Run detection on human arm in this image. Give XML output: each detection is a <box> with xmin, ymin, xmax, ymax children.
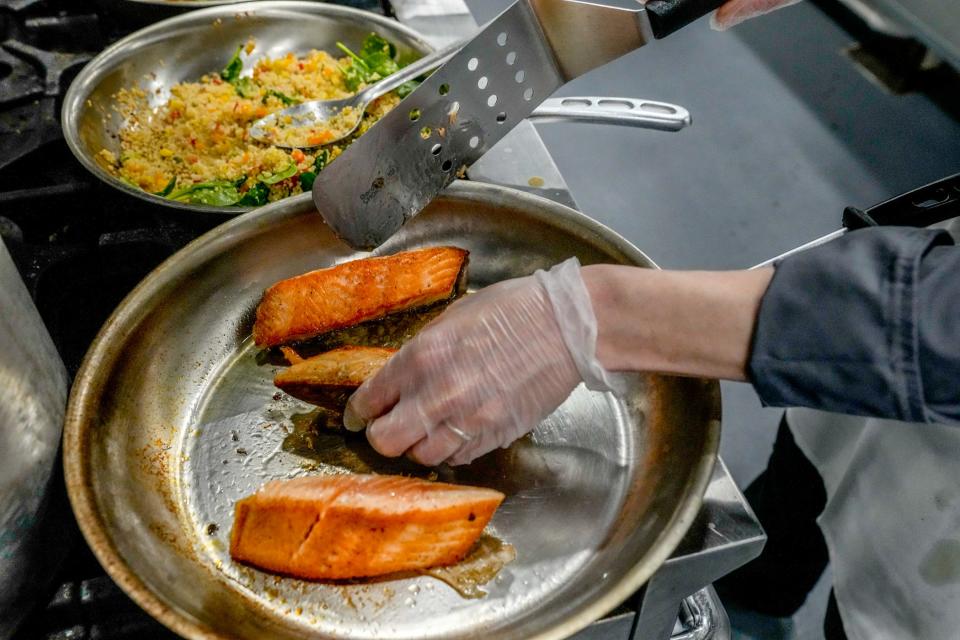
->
<box><xmin>348</xmin><ymin>225</ymin><xmax>960</xmax><ymax>466</ymax></box>
<box><xmin>344</xmin><ymin>259</ymin><xmax>774</xmax><ymax>466</ymax></box>
<box><xmin>584</xmin><ymin>265</ymin><xmax>773</xmax><ymax>380</ymax></box>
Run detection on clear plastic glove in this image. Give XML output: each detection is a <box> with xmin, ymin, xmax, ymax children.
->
<box><xmin>343</xmin><ymin>257</ymin><xmax>622</xmax><ymax>466</ymax></box>
<box><xmin>712</xmin><ymin>0</ymin><xmax>801</xmax><ymax>30</ymax></box>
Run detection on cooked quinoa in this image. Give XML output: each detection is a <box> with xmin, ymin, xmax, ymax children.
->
<box><xmin>97</xmin><ymin>40</ymin><xmax>403</xmax><ymax>206</ymax></box>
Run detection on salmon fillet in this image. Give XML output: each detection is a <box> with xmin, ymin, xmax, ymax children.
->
<box><xmin>253</xmin><ymin>246</ymin><xmax>468</xmax><ymax>347</ymax></box>
<box><xmin>230</xmin><ymin>475</ymin><xmax>505</xmax><ymax>580</ymax></box>
<box><xmin>274</xmin><ymin>346</ymin><xmax>395</xmax><ymax>410</ymax></box>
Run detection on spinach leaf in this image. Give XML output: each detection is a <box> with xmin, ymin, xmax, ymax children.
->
<box><xmin>360</xmin><ymin>33</ymin><xmax>396</xmax><ymax>61</ymax></box>
<box><xmin>238</xmin><ymin>182</ymin><xmax>269</xmax><ymax>206</ymax></box>
<box><xmin>168</xmin><ymin>180</ymin><xmax>241</xmax><ymax>206</ymax></box>
<box><xmin>299</xmin><ymin>150</ymin><xmax>330</xmax><ymax>191</ymax></box>
<box><xmin>154</xmin><ymin>176</ymin><xmax>177</xmax><ymax>197</ymax></box>
<box><xmin>221</xmin><ymin>45</ymin><xmax>243</xmax><ymax>84</ymax></box>
<box><xmin>336</xmin><ymin>34</ymin><xmax>401</xmax><ymax>90</ymax></box>
<box><xmin>263</xmin><ymin>89</ymin><xmax>299</xmax><ymax>106</ymax></box>
<box><xmin>314</xmin><ymin>149</ymin><xmax>329</xmax><ymax>172</ymax></box>
<box><xmin>235</xmin><ymin>77</ymin><xmax>258</xmax><ymax>99</ymax></box>
<box><xmin>257</xmin><ymin>163</ymin><xmax>298</xmax><ymax>185</ymax></box>
<box><xmin>396</xmin><ymin>80</ymin><xmax>419</xmax><ymax>98</ymax></box>
<box><xmin>338</xmin><ymin>62</ymin><xmax>367</xmax><ymax>92</ymax></box>
<box><xmin>221</xmin><ymin>45</ymin><xmax>260</xmax><ymax>97</ymax></box>
<box><xmin>299</xmin><ymin>171</ymin><xmax>316</xmax><ymax>192</ymax></box>
<box><xmin>358</xmin><ymin>34</ymin><xmax>399</xmax><ymax>78</ymax></box>
<box><xmin>336</xmin><ymin>42</ymin><xmax>370</xmax><ymax>72</ymax></box>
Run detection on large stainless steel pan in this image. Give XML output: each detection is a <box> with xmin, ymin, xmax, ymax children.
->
<box><xmin>63</xmin><ymin>181</ymin><xmax>720</xmax><ymax>639</ymax></box>
<box><xmin>63</xmin><ymin>2</ymin><xmax>434</xmax><ymax>216</ymax></box>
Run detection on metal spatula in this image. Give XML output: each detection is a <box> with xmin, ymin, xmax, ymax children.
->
<box><xmin>313</xmin><ymin>0</ymin><xmax>727</xmax><ymax>250</ymax></box>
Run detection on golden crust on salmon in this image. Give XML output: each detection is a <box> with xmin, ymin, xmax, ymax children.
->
<box><xmin>229</xmin><ymin>474</ymin><xmax>505</xmax><ymax>580</ymax></box>
<box><xmin>253</xmin><ymin>246</ymin><xmax>468</xmax><ymax>347</ymax></box>
<box><xmin>274</xmin><ymin>346</ymin><xmax>395</xmax><ymax>410</ymax></box>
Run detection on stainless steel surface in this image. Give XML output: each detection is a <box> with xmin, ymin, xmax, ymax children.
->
<box><xmin>838</xmin><ymin>0</ymin><xmax>960</xmax><ymax>65</ymax></box>
<box><xmin>835</xmin><ymin>0</ymin><xmax>911</xmax><ymax>36</ymax></box>
<box><xmin>569</xmin><ymin>612</ymin><xmax>635</xmax><ymax>640</ymax></box>
<box><xmin>63</xmin><ymin>181</ymin><xmax>721</xmax><ymax>640</ymax></box>
<box><xmin>0</xmin><ymin>240</ymin><xmax>70</xmax><ymax>637</ymax></box>
<box><xmin>530</xmin><ymin>97</ymin><xmax>691</xmax><ymax>132</ymax></box>
<box><xmin>529</xmin><ymin>0</ymin><xmax>652</xmax><ymax>80</ymax></box>
<box><xmin>468</xmin><ymin>119</ymin><xmax>579</xmax><ymax>208</ymax></box>
<box><xmin>635</xmin><ymin>459</ymin><xmax>764</xmax><ymax>640</ymax></box>
<box><xmin>467</xmin><ymin>95</ymin><xmax>692</xmax><ymax>214</ymax></box>
<box><xmin>568</xmin><ymin>587</ymin><xmax>730</xmax><ymax>639</ymax></box>
<box><xmin>250</xmin><ymin>41</ymin><xmax>463</xmax><ymax>148</ymax></box>
<box><xmin>311</xmin><ymin>0</ymin><xmax>656</xmax><ymax>249</ymax></box>
<box><xmin>391</xmin><ymin>0</ymin><xmax>478</xmax><ymax>48</ymax></box>
<box><xmin>671</xmin><ymin>587</ymin><xmax>730</xmax><ymax>640</ymax></box>
<box><xmin>62</xmin><ymin>2</ymin><xmax>435</xmax><ymax>216</ymax></box>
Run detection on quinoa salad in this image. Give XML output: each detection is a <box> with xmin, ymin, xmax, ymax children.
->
<box><xmin>97</xmin><ymin>35</ymin><xmax>418</xmax><ymax>207</ymax></box>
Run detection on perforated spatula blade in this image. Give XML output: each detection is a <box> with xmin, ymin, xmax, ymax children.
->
<box><xmin>312</xmin><ymin>1</ymin><xmax>562</xmax><ymax>249</ymax></box>
<box><xmin>313</xmin><ymin>0</ymin><xmax>727</xmax><ymax>249</ymax></box>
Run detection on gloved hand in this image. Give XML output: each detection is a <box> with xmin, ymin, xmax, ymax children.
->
<box><xmin>712</xmin><ymin>0</ymin><xmax>802</xmax><ymax>30</ymax></box>
<box><xmin>343</xmin><ymin>257</ymin><xmax>622</xmax><ymax>466</ymax></box>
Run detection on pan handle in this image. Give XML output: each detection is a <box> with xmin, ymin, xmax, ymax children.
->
<box><xmin>645</xmin><ymin>0</ymin><xmax>729</xmax><ymax>39</ymax></box>
<box><xmin>752</xmin><ymin>172</ymin><xmax>960</xmax><ymax>269</ymax></box>
<box><xmin>843</xmin><ymin>172</ymin><xmax>960</xmax><ymax>230</ymax></box>
<box><xmin>528</xmin><ymin>97</ymin><xmax>692</xmax><ymax>132</ymax></box>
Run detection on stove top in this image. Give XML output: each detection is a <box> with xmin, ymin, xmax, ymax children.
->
<box><xmin>2</xmin><ymin>2</ymin><xmax>763</xmax><ymax>638</ymax></box>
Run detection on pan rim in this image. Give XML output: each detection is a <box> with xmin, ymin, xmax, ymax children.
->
<box><xmin>63</xmin><ymin>181</ymin><xmax>720</xmax><ymax>640</ymax></box>
<box><xmin>122</xmin><ymin>0</ymin><xmax>263</xmax><ymax>7</ymax></box>
<box><xmin>60</xmin><ymin>0</ymin><xmax>435</xmax><ymax>217</ymax></box>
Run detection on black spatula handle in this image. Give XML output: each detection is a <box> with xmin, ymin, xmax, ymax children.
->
<box><xmin>843</xmin><ymin>172</ymin><xmax>960</xmax><ymax>230</ymax></box>
<box><xmin>645</xmin><ymin>0</ymin><xmax>728</xmax><ymax>38</ymax></box>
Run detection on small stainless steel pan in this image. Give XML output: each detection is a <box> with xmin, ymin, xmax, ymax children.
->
<box><xmin>63</xmin><ymin>2</ymin><xmax>435</xmax><ymax>216</ymax></box>
<box><xmin>63</xmin><ymin>182</ymin><xmax>720</xmax><ymax>639</ymax></box>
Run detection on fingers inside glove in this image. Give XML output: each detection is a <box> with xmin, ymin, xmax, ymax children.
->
<box><xmin>343</xmin><ymin>357</ymin><xmax>404</xmax><ymax>432</ymax></box>
<box><xmin>364</xmin><ymin>400</ymin><xmax>429</xmax><ymax>457</ymax></box>
<box><xmin>406</xmin><ymin>422</ymin><xmax>471</xmax><ymax>466</ymax></box>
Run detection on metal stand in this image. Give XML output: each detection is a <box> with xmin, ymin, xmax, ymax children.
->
<box><xmin>633</xmin><ymin>460</ymin><xmax>764</xmax><ymax>639</ymax></box>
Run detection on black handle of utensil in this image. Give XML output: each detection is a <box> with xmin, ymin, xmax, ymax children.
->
<box><xmin>645</xmin><ymin>0</ymin><xmax>728</xmax><ymax>39</ymax></box>
<box><xmin>843</xmin><ymin>172</ymin><xmax>960</xmax><ymax>230</ymax></box>
<box><xmin>750</xmin><ymin>172</ymin><xmax>960</xmax><ymax>269</ymax></box>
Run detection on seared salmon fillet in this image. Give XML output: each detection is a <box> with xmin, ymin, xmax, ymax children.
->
<box><xmin>274</xmin><ymin>346</ymin><xmax>395</xmax><ymax>410</ymax></box>
<box><xmin>253</xmin><ymin>246</ymin><xmax>468</xmax><ymax>347</ymax></box>
<box><xmin>230</xmin><ymin>475</ymin><xmax>505</xmax><ymax>580</ymax></box>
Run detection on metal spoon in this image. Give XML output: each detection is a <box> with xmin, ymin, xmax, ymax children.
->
<box><xmin>249</xmin><ymin>41</ymin><xmax>461</xmax><ymax>149</ymax></box>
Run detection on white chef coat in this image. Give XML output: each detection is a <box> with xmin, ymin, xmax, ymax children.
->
<box><xmin>786</xmin><ymin>217</ymin><xmax>960</xmax><ymax>640</ymax></box>
<box><xmin>789</xmin><ymin>408</ymin><xmax>960</xmax><ymax>639</ymax></box>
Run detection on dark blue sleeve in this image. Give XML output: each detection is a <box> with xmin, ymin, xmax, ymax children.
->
<box><xmin>748</xmin><ymin>226</ymin><xmax>959</xmax><ymax>424</ymax></box>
